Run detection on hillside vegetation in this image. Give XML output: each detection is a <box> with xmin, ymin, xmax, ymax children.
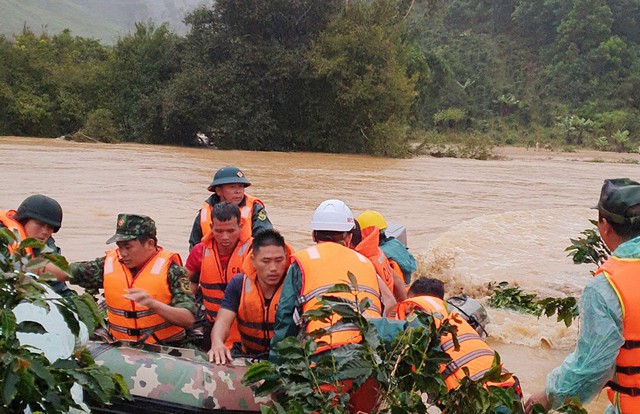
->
<box><xmin>1</xmin><ymin>0</ymin><xmax>639</xmax><ymax>157</ymax></box>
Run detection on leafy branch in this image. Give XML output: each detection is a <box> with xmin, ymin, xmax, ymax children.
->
<box><xmin>488</xmin><ymin>282</ymin><xmax>578</xmax><ymax>327</ymax></box>
<box><xmin>0</xmin><ymin>226</ymin><xmax>129</xmax><ymax>412</ymax></box>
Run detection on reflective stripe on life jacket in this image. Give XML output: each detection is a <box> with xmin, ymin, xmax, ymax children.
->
<box><xmin>103</xmin><ymin>249</ymin><xmax>185</xmax><ymax>344</ymax></box>
<box><xmin>237</xmin><ymin>273</ymin><xmax>283</xmax><ymax>355</ymax></box>
<box><xmin>596</xmin><ymin>256</ymin><xmax>640</xmax><ymax>413</ymax></box>
<box><xmin>199</xmin><ymin>194</ymin><xmax>264</xmax><ymax>242</ymax></box>
<box><xmin>355</xmin><ymin>225</ymin><xmax>395</xmax><ymax>295</ymax></box>
<box><xmin>396</xmin><ymin>296</ymin><xmax>515</xmax><ymax>391</ymax></box>
<box><xmin>294</xmin><ymin>242</ymin><xmax>382</xmax><ymax>354</ymax></box>
<box><xmin>0</xmin><ymin>210</ymin><xmax>33</xmax><ymax>256</ymax></box>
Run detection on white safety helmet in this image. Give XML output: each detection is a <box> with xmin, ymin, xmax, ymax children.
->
<box><xmin>311</xmin><ymin>199</ymin><xmax>356</xmax><ymax>232</ymax></box>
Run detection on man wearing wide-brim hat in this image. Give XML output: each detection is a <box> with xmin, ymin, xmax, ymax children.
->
<box><xmin>526</xmin><ymin>178</ymin><xmax>640</xmax><ymax>414</ymax></box>
<box><xmin>60</xmin><ymin>214</ymin><xmax>195</xmax><ymax>345</ymax></box>
<box><xmin>188</xmin><ymin>166</ymin><xmax>272</xmax><ymax>251</ymax></box>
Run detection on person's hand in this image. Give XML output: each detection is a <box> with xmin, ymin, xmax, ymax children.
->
<box><xmin>124</xmin><ymin>288</ymin><xmax>156</xmax><ymax>308</ymax></box>
<box><xmin>524</xmin><ymin>390</ymin><xmax>551</xmax><ymax>413</ymax></box>
<box><xmin>208</xmin><ymin>341</ymin><xmax>233</xmax><ymax>364</ymax></box>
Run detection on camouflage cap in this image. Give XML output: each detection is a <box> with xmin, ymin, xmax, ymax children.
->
<box><xmin>596</xmin><ymin>178</ymin><xmax>640</xmax><ymax>224</ymax></box>
<box><xmin>105</xmin><ymin>214</ymin><xmax>157</xmax><ymax>244</ymax></box>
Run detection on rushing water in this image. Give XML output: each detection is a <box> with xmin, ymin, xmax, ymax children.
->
<box><xmin>3</xmin><ymin>136</ymin><xmax>640</xmax><ymax>411</ymax></box>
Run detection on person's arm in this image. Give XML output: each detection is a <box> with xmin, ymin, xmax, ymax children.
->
<box><xmin>377</xmin><ymin>275</ymin><xmax>397</xmax><ymax>317</ymax></box>
<box><xmin>524</xmin><ymin>275</ymin><xmax>624</xmax><ymax>412</ymax></box>
<box><xmin>68</xmin><ymin>257</ymin><xmax>107</xmax><ymax>292</ymax></box>
<box><xmin>124</xmin><ymin>289</ymin><xmax>195</xmax><ymax>328</ymax></box>
<box><xmin>185</xmin><ymin>243</ymin><xmax>204</xmax><ymax>294</ymax></box>
<box><xmin>269</xmin><ymin>263</ymin><xmax>303</xmax><ymax>363</ymax></box>
<box><xmin>391</xmin><ymin>269</ymin><xmax>407</xmax><ymax>302</ymax></box>
<box><xmin>209</xmin><ymin>309</ymin><xmax>236</xmax><ymax>363</ymax></box>
<box><xmin>209</xmin><ymin>274</ymin><xmax>243</xmax><ymax>363</ymax></box>
<box><xmin>251</xmin><ymin>203</ymin><xmax>273</xmax><ymax>235</ymax></box>
<box><xmin>188</xmin><ymin>210</ymin><xmax>204</xmax><ymax>251</ymax></box>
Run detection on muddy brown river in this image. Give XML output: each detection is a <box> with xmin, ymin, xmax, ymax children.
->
<box><xmin>3</xmin><ymin>136</ymin><xmax>640</xmax><ymax>412</ymax></box>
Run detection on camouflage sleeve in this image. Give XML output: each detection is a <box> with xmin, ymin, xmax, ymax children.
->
<box><xmin>251</xmin><ymin>203</ymin><xmax>273</xmax><ymax>236</ymax></box>
<box><xmin>188</xmin><ymin>211</ymin><xmax>203</xmax><ymax>252</ymax></box>
<box><xmin>167</xmin><ymin>263</ymin><xmax>197</xmax><ymax>315</ymax></box>
<box><xmin>69</xmin><ymin>256</ymin><xmax>106</xmax><ymax>292</ymax></box>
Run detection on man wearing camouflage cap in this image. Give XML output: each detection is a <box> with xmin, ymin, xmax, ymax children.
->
<box><xmin>188</xmin><ymin>166</ymin><xmax>272</xmax><ymax>250</ymax></box>
<box><xmin>526</xmin><ymin>178</ymin><xmax>640</xmax><ymax>414</ymax></box>
<box><xmin>63</xmin><ymin>214</ymin><xmax>195</xmax><ymax>345</ymax></box>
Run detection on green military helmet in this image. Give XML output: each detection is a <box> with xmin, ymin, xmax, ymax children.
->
<box><xmin>15</xmin><ymin>195</ymin><xmax>63</xmax><ymax>233</ymax></box>
<box><xmin>207</xmin><ymin>166</ymin><xmax>251</xmax><ymax>192</ymax></box>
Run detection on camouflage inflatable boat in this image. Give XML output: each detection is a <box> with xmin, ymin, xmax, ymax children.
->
<box><xmin>88</xmin><ymin>341</ymin><xmax>266</xmax><ymax>413</ymax></box>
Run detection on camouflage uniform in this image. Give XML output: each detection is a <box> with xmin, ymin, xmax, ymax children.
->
<box><xmin>70</xmin><ymin>214</ymin><xmax>196</xmax><ymax>315</ymax></box>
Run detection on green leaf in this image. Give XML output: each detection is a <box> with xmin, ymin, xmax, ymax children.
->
<box><xmin>16</xmin><ymin>321</ymin><xmax>47</xmax><ymax>334</ymax></box>
<box><xmin>20</xmin><ymin>238</ymin><xmax>46</xmax><ymax>250</ymax></box>
<box><xmin>0</xmin><ymin>309</ymin><xmax>17</xmax><ymax>338</ymax></box>
<box><xmin>2</xmin><ymin>365</ymin><xmax>18</xmax><ymax>406</ymax></box>
<box><xmin>54</xmin><ymin>303</ymin><xmax>80</xmax><ymax>336</ymax></box>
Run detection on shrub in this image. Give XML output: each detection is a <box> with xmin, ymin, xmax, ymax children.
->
<box><xmin>81</xmin><ymin>108</ymin><xmax>118</xmax><ymax>143</ymax></box>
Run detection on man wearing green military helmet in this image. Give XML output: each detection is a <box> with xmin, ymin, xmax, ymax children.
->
<box><xmin>188</xmin><ymin>166</ymin><xmax>272</xmax><ymax>250</ymax></box>
<box><xmin>526</xmin><ymin>178</ymin><xmax>640</xmax><ymax>414</ymax></box>
<box><xmin>0</xmin><ymin>194</ymin><xmax>73</xmax><ymax>296</ymax></box>
<box><xmin>57</xmin><ymin>214</ymin><xmax>196</xmax><ymax>345</ymax></box>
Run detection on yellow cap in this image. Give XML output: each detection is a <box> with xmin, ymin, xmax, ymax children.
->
<box><xmin>356</xmin><ymin>210</ymin><xmax>388</xmax><ymax>230</ymax></box>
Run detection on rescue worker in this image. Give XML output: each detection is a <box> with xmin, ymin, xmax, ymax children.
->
<box><xmin>0</xmin><ymin>194</ymin><xmax>72</xmax><ymax>296</ymax></box>
<box><xmin>186</xmin><ymin>201</ymin><xmax>252</xmax><ymax>351</ymax></box>
<box><xmin>65</xmin><ymin>214</ymin><xmax>195</xmax><ymax>345</ymax></box>
<box><xmin>270</xmin><ymin>199</ymin><xmax>397</xmax><ymax>414</ymax></box>
<box><xmin>357</xmin><ymin>210</ymin><xmax>417</xmax><ymax>284</ymax></box>
<box><xmin>525</xmin><ymin>178</ymin><xmax>640</xmax><ymax>414</ymax></box>
<box><xmin>397</xmin><ymin>278</ymin><xmax>521</xmax><ymax>401</ymax></box>
<box><xmin>188</xmin><ymin>166</ymin><xmax>272</xmax><ymax>250</ymax></box>
<box><xmin>351</xmin><ymin>220</ymin><xmax>407</xmax><ymax>302</ymax></box>
<box><xmin>209</xmin><ymin>228</ymin><xmax>291</xmax><ymax>364</ymax></box>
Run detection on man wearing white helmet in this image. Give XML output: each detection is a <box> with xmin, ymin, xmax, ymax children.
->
<box><xmin>270</xmin><ymin>199</ymin><xmax>396</xmax><ymax>413</ymax></box>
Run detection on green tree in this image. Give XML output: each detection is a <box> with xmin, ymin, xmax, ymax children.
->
<box><xmin>105</xmin><ymin>22</ymin><xmax>182</xmax><ymax>143</ymax></box>
<box><xmin>305</xmin><ymin>0</ymin><xmax>417</xmax><ymax>156</ymax></box>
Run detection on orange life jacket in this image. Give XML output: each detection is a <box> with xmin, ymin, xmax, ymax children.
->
<box><xmin>355</xmin><ymin>225</ymin><xmax>395</xmax><ymax>294</ymax></box>
<box><xmin>0</xmin><ymin>210</ymin><xmax>33</xmax><ymax>256</ymax></box>
<box><xmin>236</xmin><ymin>242</ymin><xmax>294</xmax><ymax>354</ymax></box>
<box><xmin>294</xmin><ymin>242</ymin><xmax>382</xmax><ymax>354</ymax></box>
<box><xmin>103</xmin><ymin>249</ymin><xmax>186</xmax><ymax>344</ymax></box>
<box><xmin>200</xmin><ymin>236</ymin><xmax>252</xmax><ymax>346</ymax></box>
<box><xmin>595</xmin><ymin>257</ymin><xmax>640</xmax><ymax>413</ymax></box>
<box><xmin>396</xmin><ymin>296</ymin><xmax>515</xmax><ymax>391</ymax></box>
<box><xmin>237</xmin><ymin>273</ymin><xmax>283</xmax><ymax>355</ymax></box>
<box><xmin>199</xmin><ymin>194</ymin><xmax>264</xmax><ymax>242</ymax></box>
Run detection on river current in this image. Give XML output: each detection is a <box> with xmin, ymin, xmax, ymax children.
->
<box><xmin>3</xmin><ymin>136</ymin><xmax>640</xmax><ymax>412</ymax></box>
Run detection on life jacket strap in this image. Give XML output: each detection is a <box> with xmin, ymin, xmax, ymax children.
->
<box><xmin>607</xmin><ymin>381</ymin><xmax>640</xmax><ymax>397</ymax></box>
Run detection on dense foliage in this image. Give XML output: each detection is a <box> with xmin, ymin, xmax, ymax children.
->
<box><xmin>1</xmin><ymin>0</ymin><xmax>640</xmax><ymax>156</ymax></box>
<box><xmin>0</xmin><ymin>228</ymin><xmax>129</xmax><ymax>412</ymax></box>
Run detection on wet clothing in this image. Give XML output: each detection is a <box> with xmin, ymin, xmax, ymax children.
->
<box><xmin>544</xmin><ymin>237</ymin><xmax>640</xmax><ymax>413</ymax></box>
<box><xmin>102</xmin><ymin>250</ymin><xmax>187</xmax><ymax>344</ymax></box>
<box><xmin>270</xmin><ymin>242</ymin><xmax>382</xmax><ymax>361</ymax></box>
<box><xmin>0</xmin><ymin>210</ymin><xmax>72</xmax><ymax>296</ymax></box>
<box><xmin>380</xmin><ymin>236</ymin><xmax>417</xmax><ymax>284</ymax></box>
<box><xmin>188</xmin><ymin>194</ymin><xmax>272</xmax><ymax>250</ymax></box>
<box><xmin>69</xmin><ymin>254</ymin><xmax>196</xmax><ymax>314</ymax></box>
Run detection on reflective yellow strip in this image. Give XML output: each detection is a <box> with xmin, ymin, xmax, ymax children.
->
<box><xmin>603</xmin><ymin>271</ymin><xmax>626</xmax><ymax>318</ymax></box>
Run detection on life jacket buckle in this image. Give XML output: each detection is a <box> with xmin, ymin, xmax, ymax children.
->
<box><xmin>127</xmin><ymin>328</ymin><xmax>141</xmax><ymax>336</ymax></box>
<box><xmin>124</xmin><ymin>310</ymin><xmax>138</xmax><ymax>319</ymax></box>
